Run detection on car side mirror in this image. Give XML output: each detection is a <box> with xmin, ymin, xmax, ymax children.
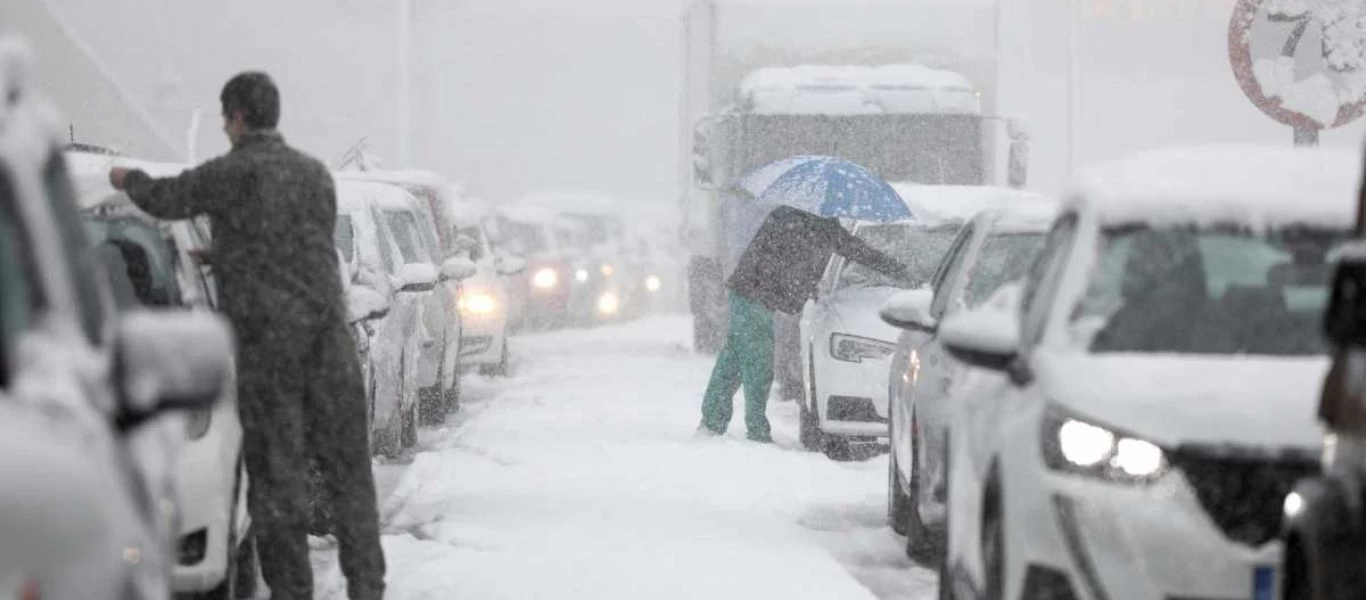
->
<box><xmin>497</xmin><ymin>254</ymin><xmax>527</xmax><ymax>276</ymax></box>
<box><xmin>441</xmin><ymin>256</ymin><xmax>478</xmax><ymax>282</ymax></box>
<box><xmin>939</xmin><ymin>308</ymin><xmax>1025</xmax><ymax>380</ymax></box>
<box><xmin>347</xmin><ymin>285</ymin><xmax>390</xmax><ymax>323</ymax></box>
<box><xmin>879</xmin><ymin>289</ymin><xmax>936</xmax><ymax>333</ymax></box>
<box><xmin>114</xmin><ymin>310</ymin><xmax>233</xmax><ymax>432</ymax></box>
<box><xmin>397</xmin><ymin>263</ymin><xmax>439</xmax><ymax>293</ymax></box>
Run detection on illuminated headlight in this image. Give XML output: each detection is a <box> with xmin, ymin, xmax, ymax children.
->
<box><xmin>830</xmin><ymin>333</ymin><xmax>895</xmax><ymax>363</ymax></box>
<box><xmin>459</xmin><ymin>292</ymin><xmax>498</xmax><ymax>315</ymax></box>
<box><xmin>645</xmin><ymin>275</ymin><xmax>662</xmax><ymax>292</ymax></box>
<box><xmin>186</xmin><ymin>408</ymin><xmax>212</xmax><ymax>440</ymax></box>
<box><xmin>532</xmin><ymin>267</ymin><xmax>559</xmax><ymax>290</ymax></box>
<box><xmin>1283</xmin><ymin>491</ymin><xmax>1305</xmax><ymax>519</ymax></box>
<box><xmin>600</xmin><ymin>264</ymin><xmax>615</xmax><ymax>277</ymax></box>
<box><xmin>1041</xmin><ymin>408</ymin><xmax>1167</xmax><ymax>482</ymax></box>
<box><xmin>575</xmin><ymin>268</ymin><xmax>590</xmax><ymax>283</ymax></box>
<box><xmin>597</xmin><ymin>292</ymin><xmax>620</xmax><ymax>315</ymax></box>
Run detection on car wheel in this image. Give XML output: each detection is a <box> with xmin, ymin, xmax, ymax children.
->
<box><xmin>905</xmin><ymin>414</ymin><xmax>941</xmax><ymax>563</ymax></box>
<box><xmin>402</xmin><ymin>387</ymin><xmax>420</xmax><ymax>448</ymax></box>
<box><xmin>982</xmin><ymin>485</ymin><xmax>1005</xmax><ymax>600</ymax></box>
<box><xmin>444</xmin><ymin>360</ymin><xmax>463</xmax><ymax>415</ymax></box>
<box><xmin>1283</xmin><ymin>536</ymin><xmax>1311</xmax><ymax>600</ymax></box>
<box><xmin>887</xmin><ymin>419</ymin><xmax>911</xmax><ymax>535</ymax></box>
<box><xmin>480</xmin><ymin>334</ymin><xmax>511</xmax><ymax>377</ymax></box>
<box><xmin>799</xmin><ymin>347</ymin><xmax>824</xmax><ymax>451</ymax></box>
<box><xmin>822</xmin><ymin>435</ymin><xmax>852</xmax><ymax>461</ymax></box>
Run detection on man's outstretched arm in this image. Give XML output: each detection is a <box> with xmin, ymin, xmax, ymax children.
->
<box><xmin>833</xmin><ymin>227</ymin><xmax>911</xmax><ymax>280</ymax></box>
<box><xmin>111</xmin><ymin>157</ymin><xmax>232</xmax><ymax>220</ymax></box>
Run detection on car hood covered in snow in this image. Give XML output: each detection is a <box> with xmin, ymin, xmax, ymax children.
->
<box><xmin>824</xmin><ymin>285</ymin><xmax>909</xmax><ymax>343</ymax></box>
<box><xmin>1035</xmin><ymin>352</ymin><xmax>1328</xmax><ymax>451</ymax></box>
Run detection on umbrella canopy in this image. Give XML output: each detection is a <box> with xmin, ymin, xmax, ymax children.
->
<box><xmin>733</xmin><ymin>156</ymin><xmax>914</xmax><ymax>223</ymax></box>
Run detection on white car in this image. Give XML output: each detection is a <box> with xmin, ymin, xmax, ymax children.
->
<box><xmin>370</xmin><ymin>185</ymin><xmax>475</xmax><ymax>423</ymax></box>
<box><xmin>935</xmin><ymin>145</ymin><xmax>1355</xmax><ymax>600</ymax></box>
<box><xmin>0</xmin><ymin>40</ymin><xmax>233</xmax><ymax>599</ymax></box>
<box><xmin>66</xmin><ymin>151</ymin><xmax>257</xmax><ymax>598</ymax></box>
<box><xmin>335</xmin><ymin>181</ymin><xmax>429</xmax><ymax>456</ymax></box>
<box><xmin>879</xmin><ymin>204</ymin><xmax>1055</xmax><ymax>561</ymax></box>
<box><xmin>448</xmin><ymin>199</ymin><xmax>522</xmax><ymax>376</ymax></box>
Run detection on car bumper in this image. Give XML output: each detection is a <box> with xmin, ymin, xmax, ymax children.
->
<box><xmin>816</xmin><ymin>356</ymin><xmax>893</xmax><ymax>438</ymax></box>
<box><xmin>459</xmin><ymin>314</ymin><xmax>507</xmax><ymax>365</ymax></box>
<box><xmin>171</xmin><ymin>436</ymin><xmax>237</xmax><ymax>591</ymax></box>
<box><xmin>1003</xmin><ymin>445</ymin><xmax>1290</xmax><ymax>600</ymax></box>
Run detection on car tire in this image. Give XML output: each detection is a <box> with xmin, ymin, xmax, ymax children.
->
<box><xmin>444</xmin><ymin>359</ymin><xmax>463</xmax><ymax>415</ymax></box>
<box><xmin>800</xmin><ymin>348</ymin><xmax>824</xmax><ymax>452</ymax></box>
<box><xmin>905</xmin><ymin>414</ymin><xmax>941</xmax><ymax>564</ymax></box>
<box><xmin>1283</xmin><ymin>536</ymin><xmax>1312</xmax><ymax>600</ymax></box>
<box><xmin>402</xmin><ymin>388</ymin><xmax>420</xmax><ymax>449</ymax></box>
<box><xmin>982</xmin><ymin>483</ymin><xmax>1005</xmax><ymax>600</ymax></box>
<box><xmin>822</xmin><ymin>435</ymin><xmax>852</xmax><ymax>461</ymax></box>
<box><xmin>887</xmin><ymin>421</ymin><xmax>911</xmax><ymax>536</ymax></box>
<box><xmin>480</xmin><ymin>334</ymin><xmax>511</xmax><ymax>377</ymax></box>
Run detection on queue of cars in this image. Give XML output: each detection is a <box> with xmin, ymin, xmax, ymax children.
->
<box><xmin>815</xmin><ymin>145</ymin><xmax>1364</xmax><ymax>600</ymax></box>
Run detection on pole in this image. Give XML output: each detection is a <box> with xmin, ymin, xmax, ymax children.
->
<box><xmin>1065</xmin><ymin>0</ymin><xmax>1079</xmax><ymax>179</ymax></box>
<box><xmin>395</xmin><ymin>0</ymin><xmax>413</xmax><ymax>167</ymax></box>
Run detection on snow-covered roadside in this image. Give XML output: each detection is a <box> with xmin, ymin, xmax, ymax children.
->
<box><xmin>314</xmin><ymin>315</ymin><xmax>936</xmax><ymax>599</ymax></box>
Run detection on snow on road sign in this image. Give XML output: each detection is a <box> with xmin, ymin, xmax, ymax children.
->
<box><xmin>1229</xmin><ymin>0</ymin><xmax>1366</xmax><ymax>131</ymax></box>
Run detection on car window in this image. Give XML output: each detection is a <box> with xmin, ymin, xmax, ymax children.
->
<box><xmin>928</xmin><ymin>224</ymin><xmax>976</xmax><ymax>318</ymax></box>
<box><xmin>371</xmin><ymin>208</ymin><xmax>401</xmax><ymax>274</ymax></box>
<box><xmin>1070</xmin><ymin>225</ymin><xmax>1344</xmax><ymax>356</ymax></box>
<box><xmin>0</xmin><ymin>169</ymin><xmax>43</xmax><ymax>387</ymax></box>
<box><xmin>43</xmin><ymin>153</ymin><xmax>106</xmax><ymax>343</ymax></box>
<box><xmin>458</xmin><ymin>225</ymin><xmax>487</xmax><ymax>261</ymax></box>
<box><xmin>500</xmin><ymin>219</ymin><xmax>548</xmax><ymax>255</ymax></box>
<box><xmin>837</xmin><ymin>223</ymin><xmax>959</xmax><ymax>291</ymax></box>
<box><xmin>336</xmin><ymin>215</ymin><xmax>356</xmax><ymax>264</ymax></box>
<box><xmin>384</xmin><ymin>210</ymin><xmax>428</xmax><ymax>264</ymax></box>
<box><xmin>961</xmin><ymin>232</ymin><xmax>1047</xmax><ymax>309</ymax></box>
<box><xmin>1019</xmin><ymin>214</ymin><xmax>1077</xmax><ymax>347</ymax></box>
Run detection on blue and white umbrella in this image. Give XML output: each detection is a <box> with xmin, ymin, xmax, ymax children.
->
<box><xmin>733</xmin><ymin>156</ymin><xmax>913</xmax><ymax>223</ymax></box>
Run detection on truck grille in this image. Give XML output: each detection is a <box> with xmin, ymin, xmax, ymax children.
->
<box><xmin>1169</xmin><ymin>446</ymin><xmax>1318</xmax><ymax>547</ymax></box>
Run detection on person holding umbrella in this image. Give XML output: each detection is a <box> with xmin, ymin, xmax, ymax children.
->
<box><xmin>697</xmin><ymin>157</ymin><xmax>913</xmax><ymax>443</ymax></box>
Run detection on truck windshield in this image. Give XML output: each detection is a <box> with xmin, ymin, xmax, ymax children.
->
<box><xmin>736</xmin><ymin>114</ymin><xmax>983</xmax><ymax>185</ymax></box>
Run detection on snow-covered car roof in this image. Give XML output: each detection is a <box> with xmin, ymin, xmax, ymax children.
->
<box><xmin>739</xmin><ymin>64</ymin><xmax>981</xmax><ymax>116</ymax></box>
<box><xmin>336</xmin><ymin>180</ymin><xmax>391</xmax><ymax>215</ymax></box>
<box><xmin>516</xmin><ymin>191</ymin><xmax>624</xmax><ymax>216</ymax></box>
<box><xmin>334</xmin><ymin>168</ymin><xmax>449</xmax><ymax>190</ymax></box>
<box><xmin>64</xmin><ymin>151</ymin><xmax>188</xmax><ymax>209</ymax></box>
<box><xmin>367</xmin><ymin>182</ymin><xmax>423</xmax><ymax>213</ymax></box>
<box><xmin>498</xmin><ymin>203</ymin><xmax>577</xmax><ymax>226</ymax></box>
<box><xmin>891</xmin><ymin>183</ymin><xmax>1053</xmax><ymax>226</ymax></box>
<box><xmin>978</xmin><ymin>202</ymin><xmax>1060</xmax><ymax>235</ymax></box>
<box><xmin>1072</xmin><ymin>144</ymin><xmax>1361</xmax><ymax>229</ymax></box>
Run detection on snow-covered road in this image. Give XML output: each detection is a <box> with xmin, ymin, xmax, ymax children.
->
<box><xmin>315</xmin><ymin>315</ymin><xmax>937</xmax><ymax>599</ymax></box>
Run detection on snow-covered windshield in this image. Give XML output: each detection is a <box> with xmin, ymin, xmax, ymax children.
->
<box><xmin>837</xmin><ymin>224</ymin><xmax>958</xmax><ymax>290</ymax></box>
<box><xmin>962</xmin><ymin>232</ymin><xmax>1046</xmax><ymax>308</ymax></box>
<box><xmin>500</xmin><ymin>220</ymin><xmax>548</xmax><ymax>256</ymax></box>
<box><xmin>1071</xmin><ymin>225</ymin><xmax>1347</xmax><ymax>356</ymax></box>
<box><xmin>735</xmin><ymin>115</ymin><xmax>983</xmax><ymax>184</ymax></box>
<box><xmin>83</xmin><ymin>215</ymin><xmax>181</xmax><ymax>308</ymax></box>
<box><xmin>384</xmin><ymin>210</ymin><xmax>432</xmax><ymax>264</ymax></box>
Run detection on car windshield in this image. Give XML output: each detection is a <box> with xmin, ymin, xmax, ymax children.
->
<box><xmin>82</xmin><ymin>214</ymin><xmax>181</xmax><ymax>308</ymax></box>
<box><xmin>837</xmin><ymin>223</ymin><xmax>959</xmax><ymax>290</ymax></box>
<box><xmin>1070</xmin><ymin>224</ymin><xmax>1346</xmax><ymax>356</ymax></box>
<box><xmin>962</xmin><ymin>231</ymin><xmax>1046</xmax><ymax>308</ymax></box>
<box><xmin>501</xmin><ymin>220</ymin><xmax>548</xmax><ymax>255</ymax></box>
<box><xmin>335</xmin><ymin>215</ymin><xmax>356</xmax><ymax>264</ymax></box>
<box><xmin>384</xmin><ymin>210</ymin><xmax>430</xmax><ymax>264</ymax></box>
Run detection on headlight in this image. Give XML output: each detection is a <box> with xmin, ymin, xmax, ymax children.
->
<box><xmin>600</xmin><ymin>264</ymin><xmax>615</xmax><ymax>277</ymax></box>
<box><xmin>186</xmin><ymin>408</ymin><xmax>212</xmax><ymax>440</ymax></box>
<box><xmin>830</xmin><ymin>333</ymin><xmax>895</xmax><ymax>363</ymax></box>
<box><xmin>1041</xmin><ymin>408</ymin><xmax>1167</xmax><ymax>482</ymax></box>
<box><xmin>532</xmin><ymin>267</ymin><xmax>559</xmax><ymax>289</ymax></box>
<box><xmin>459</xmin><ymin>292</ymin><xmax>498</xmax><ymax>315</ymax></box>
<box><xmin>575</xmin><ymin>268</ymin><xmax>590</xmax><ymax>283</ymax></box>
<box><xmin>597</xmin><ymin>291</ymin><xmax>620</xmax><ymax>315</ymax></box>
<box><xmin>645</xmin><ymin>275</ymin><xmax>662</xmax><ymax>292</ymax></box>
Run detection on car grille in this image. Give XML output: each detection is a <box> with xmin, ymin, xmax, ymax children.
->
<box><xmin>1169</xmin><ymin>446</ymin><xmax>1318</xmax><ymax>547</ymax></box>
<box><xmin>827</xmin><ymin>396</ymin><xmax>886</xmax><ymax>423</ymax></box>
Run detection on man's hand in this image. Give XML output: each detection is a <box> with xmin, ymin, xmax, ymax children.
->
<box><xmin>187</xmin><ymin>247</ymin><xmax>213</xmax><ymax>267</ymax></box>
<box><xmin>109</xmin><ymin>167</ymin><xmax>133</xmax><ymax>191</ymax></box>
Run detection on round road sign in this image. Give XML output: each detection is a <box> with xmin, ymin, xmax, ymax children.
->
<box><xmin>1229</xmin><ymin>0</ymin><xmax>1366</xmax><ymax>130</ymax></box>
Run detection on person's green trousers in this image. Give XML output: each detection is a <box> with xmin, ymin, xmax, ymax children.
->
<box><xmin>700</xmin><ymin>291</ymin><xmax>775</xmax><ymax>441</ymax></box>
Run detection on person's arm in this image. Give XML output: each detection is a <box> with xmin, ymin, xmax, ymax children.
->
<box><xmin>833</xmin><ymin>225</ymin><xmax>911</xmax><ymax>280</ymax></box>
<box><xmin>115</xmin><ymin>157</ymin><xmax>233</xmax><ymax>220</ymax></box>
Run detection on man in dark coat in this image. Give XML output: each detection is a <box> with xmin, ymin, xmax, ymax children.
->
<box><xmin>109</xmin><ymin>72</ymin><xmax>384</xmax><ymax>600</ymax></box>
<box><xmin>698</xmin><ymin>205</ymin><xmax>910</xmax><ymax>442</ymax></box>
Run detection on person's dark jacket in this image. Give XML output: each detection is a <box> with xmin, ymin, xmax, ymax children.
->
<box><xmin>728</xmin><ymin>206</ymin><xmax>910</xmax><ymax>314</ymax></box>
<box><xmin>123</xmin><ymin>130</ymin><xmax>345</xmax><ymax>329</ymax></box>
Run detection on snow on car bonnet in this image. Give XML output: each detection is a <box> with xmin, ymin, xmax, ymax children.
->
<box><xmin>1072</xmin><ymin>144</ymin><xmax>1361</xmax><ymax>229</ymax></box>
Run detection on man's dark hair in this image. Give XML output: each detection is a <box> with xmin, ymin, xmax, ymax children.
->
<box><xmin>220</xmin><ymin>71</ymin><xmax>280</xmax><ymax>129</ymax></box>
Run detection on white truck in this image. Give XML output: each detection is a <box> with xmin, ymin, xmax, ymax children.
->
<box><xmin>680</xmin><ymin>0</ymin><xmax>1031</xmax><ymax>352</ymax></box>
